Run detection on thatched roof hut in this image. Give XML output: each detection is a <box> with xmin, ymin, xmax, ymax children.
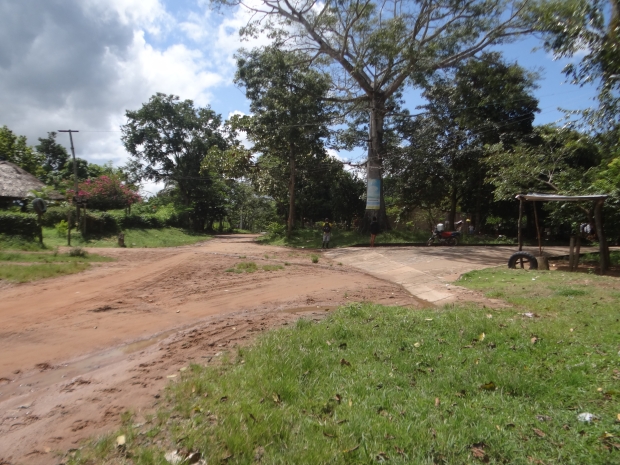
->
<box><xmin>0</xmin><ymin>160</ymin><xmax>63</xmax><ymax>201</ymax></box>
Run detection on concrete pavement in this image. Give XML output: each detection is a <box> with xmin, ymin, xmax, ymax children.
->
<box><xmin>325</xmin><ymin>245</ymin><xmax>597</xmax><ymax>305</ymax></box>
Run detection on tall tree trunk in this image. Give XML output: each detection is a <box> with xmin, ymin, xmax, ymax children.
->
<box><xmin>363</xmin><ymin>96</ymin><xmax>389</xmax><ymax>232</ymax></box>
<box><xmin>447</xmin><ymin>186</ymin><xmax>458</xmax><ymax>230</ymax></box>
<box><xmin>287</xmin><ymin>146</ymin><xmax>295</xmax><ymax>237</ymax></box>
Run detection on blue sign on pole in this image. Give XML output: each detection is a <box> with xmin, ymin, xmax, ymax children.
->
<box><xmin>366</xmin><ymin>178</ymin><xmax>380</xmax><ymax>210</ymax></box>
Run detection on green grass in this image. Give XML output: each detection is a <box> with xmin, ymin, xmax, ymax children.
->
<box><xmin>0</xmin><ymin>262</ymin><xmax>91</xmax><ymax>282</ymax></box>
<box><xmin>226</xmin><ymin>262</ymin><xmax>259</xmax><ymax>274</ymax></box>
<box><xmin>257</xmin><ymin>228</ymin><xmax>430</xmax><ymax>248</ymax></box>
<box><xmin>0</xmin><ymin>228</ymin><xmax>212</xmax><ymax>250</ymax></box>
<box><xmin>68</xmin><ymin>269</ymin><xmax>620</xmax><ymax>464</ymax></box>
<box><xmin>0</xmin><ymin>251</ymin><xmax>113</xmax><ymax>263</ymax></box>
<box><xmin>311</xmin><ymin>253</ymin><xmax>319</xmax><ymax>263</ymax></box>
<box><xmin>262</xmin><ymin>264</ymin><xmax>284</xmax><ymax>271</ymax></box>
<box><xmin>579</xmin><ymin>250</ymin><xmax>620</xmax><ymax>266</ymax></box>
<box><xmin>257</xmin><ymin>228</ymin><xmax>529</xmax><ymax>248</ymax></box>
<box><xmin>226</xmin><ymin>262</ymin><xmax>284</xmax><ymax>273</ymax></box>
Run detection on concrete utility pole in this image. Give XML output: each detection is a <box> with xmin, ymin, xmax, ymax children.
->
<box><xmin>58</xmin><ymin>130</ymin><xmax>80</xmax><ymax>223</ymax></box>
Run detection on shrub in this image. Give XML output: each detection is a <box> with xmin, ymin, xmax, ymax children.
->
<box><xmin>0</xmin><ymin>212</ymin><xmax>40</xmax><ymax>238</ymax></box>
<box><xmin>267</xmin><ymin>222</ymin><xmax>286</xmax><ymax>237</ymax></box>
<box><xmin>68</xmin><ymin>247</ymin><xmax>88</xmax><ymax>258</ymax></box>
<box><xmin>55</xmin><ymin>220</ymin><xmax>68</xmax><ymax>237</ymax></box>
<box><xmin>311</xmin><ymin>254</ymin><xmax>319</xmax><ymax>263</ymax></box>
<box><xmin>84</xmin><ymin>212</ymin><xmax>119</xmax><ymax>234</ymax></box>
<box><xmin>40</xmin><ymin>206</ymin><xmax>73</xmax><ymax>227</ymax></box>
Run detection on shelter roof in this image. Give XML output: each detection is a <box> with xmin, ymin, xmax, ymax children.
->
<box><xmin>515</xmin><ymin>193</ymin><xmax>608</xmax><ymax>202</ymax></box>
<box><xmin>0</xmin><ymin>160</ymin><xmax>63</xmax><ymax>200</ymax></box>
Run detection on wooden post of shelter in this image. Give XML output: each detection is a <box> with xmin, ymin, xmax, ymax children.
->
<box><xmin>518</xmin><ymin>197</ymin><xmax>524</xmax><ymax>252</ymax></box>
<box><xmin>574</xmin><ymin>234</ymin><xmax>581</xmax><ymax>271</ymax></box>
<box><xmin>67</xmin><ymin>209</ymin><xmax>72</xmax><ymax>247</ymax></box>
<box><xmin>532</xmin><ymin>201</ymin><xmax>543</xmax><ymax>257</ymax></box>
<box><xmin>593</xmin><ymin>199</ymin><xmax>610</xmax><ymax>273</ymax></box>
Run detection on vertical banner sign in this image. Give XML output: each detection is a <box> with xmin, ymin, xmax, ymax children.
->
<box><xmin>366</xmin><ymin>178</ymin><xmax>381</xmax><ymax>210</ymax></box>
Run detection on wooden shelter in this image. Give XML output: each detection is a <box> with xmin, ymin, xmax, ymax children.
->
<box><xmin>0</xmin><ymin>160</ymin><xmax>63</xmax><ymax>205</ymax></box>
<box><xmin>515</xmin><ymin>193</ymin><xmax>610</xmax><ymax>272</ymax></box>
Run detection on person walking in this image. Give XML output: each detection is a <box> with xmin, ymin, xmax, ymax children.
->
<box><xmin>322</xmin><ymin>218</ymin><xmax>332</xmax><ymax>249</ymax></box>
<box><xmin>369</xmin><ymin>216</ymin><xmax>380</xmax><ymax>248</ymax></box>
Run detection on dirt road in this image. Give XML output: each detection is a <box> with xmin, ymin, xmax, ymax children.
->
<box><xmin>0</xmin><ymin>236</ymin><xmax>421</xmax><ymax>464</ymax></box>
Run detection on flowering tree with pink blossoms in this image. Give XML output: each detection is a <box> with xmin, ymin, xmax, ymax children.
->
<box><xmin>66</xmin><ymin>175</ymin><xmax>141</xmax><ymax>211</ymax></box>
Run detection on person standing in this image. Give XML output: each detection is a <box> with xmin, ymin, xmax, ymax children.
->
<box><xmin>369</xmin><ymin>216</ymin><xmax>380</xmax><ymax>248</ymax></box>
<box><xmin>322</xmin><ymin>218</ymin><xmax>332</xmax><ymax>248</ymax></box>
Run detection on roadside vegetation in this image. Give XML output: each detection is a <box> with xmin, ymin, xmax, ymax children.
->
<box><xmin>0</xmin><ymin>251</ymin><xmax>112</xmax><ymax>263</ymax></box>
<box><xmin>258</xmin><ymin>227</ymin><xmax>530</xmax><ymax>249</ymax></box>
<box><xmin>0</xmin><ymin>228</ymin><xmax>211</xmax><ymax>250</ymax></box>
<box><xmin>68</xmin><ymin>268</ymin><xmax>620</xmax><ymax>464</ymax></box>
<box><xmin>226</xmin><ymin>262</ymin><xmax>285</xmax><ymax>273</ymax></box>
<box><xmin>0</xmin><ymin>262</ymin><xmax>91</xmax><ymax>283</ymax></box>
<box><xmin>0</xmin><ymin>248</ymin><xmax>112</xmax><ymax>282</ymax></box>
<box><xmin>41</xmin><ymin>227</ymin><xmax>212</xmax><ymax>249</ymax></box>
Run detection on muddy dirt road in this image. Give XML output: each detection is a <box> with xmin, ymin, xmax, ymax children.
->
<box><xmin>0</xmin><ymin>236</ymin><xmax>422</xmax><ymax>464</ymax></box>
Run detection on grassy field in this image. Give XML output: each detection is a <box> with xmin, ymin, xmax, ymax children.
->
<box><xmin>0</xmin><ymin>249</ymin><xmax>113</xmax><ymax>282</ymax></box>
<box><xmin>68</xmin><ymin>268</ymin><xmax>620</xmax><ymax>464</ymax></box>
<box><xmin>0</xmin><ymin>251</ymin><xmax>113</xmax><ymax>263</ymax></box>
<box><xmin>0</xmin><ymin>262</ymin><xmax>91</xmax><ymax>282</ymax></box>
<box><xmin>0</xmin><ymin>228</ymin><xmax>212</xmax><ymax>250</ymax></box>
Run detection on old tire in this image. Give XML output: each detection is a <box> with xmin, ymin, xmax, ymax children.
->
<box><xmin>507</xmin><ymin>251</ymin><xmax>538</xmax><ymax>270</ymax></box>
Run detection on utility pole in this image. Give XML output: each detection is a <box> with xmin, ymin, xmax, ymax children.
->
<box><xmin>58</xmin><ymin>129</ymin><xmax>80</xmax><ymax>238</ymax></box>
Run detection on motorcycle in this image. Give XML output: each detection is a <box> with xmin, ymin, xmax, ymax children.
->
<box><xmin>427</xmin><ymin>224</ymin><xmax>460</xmax><ymax>246</ymax></box>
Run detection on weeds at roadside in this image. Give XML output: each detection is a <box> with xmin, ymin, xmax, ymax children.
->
<box><xmin>311</xmin><ymin>254</ymin><xmax>319</xmax><ymax>263</ymax></box>
<box><xmin>225</xmin><ymin>262</ymin><xmax>259</xmax><ymax>273</ymax></box>
<box><xmin>0</xmin><ymin>262</ymin><xmax>90</xmax><ymax>282</ymax></box>
<box><xmin>262</xmin><ymin>264</ymin><xmax>284</xmax><ymax>272</ymax></box>
<box><xmin>69</xmin><ymin>247</ymin><xmax>88</xmax><ymax>258</ymax></box>
<box><xmin>0</xmin><ymin>251</ymin><xmax>112</xmax><ymax>263</ymax></box>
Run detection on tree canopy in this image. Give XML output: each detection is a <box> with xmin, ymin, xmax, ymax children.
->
<box><xmin>213</xmin><ymin>0</ymin><xmax>539</xmax><ymax>229</ymax></box>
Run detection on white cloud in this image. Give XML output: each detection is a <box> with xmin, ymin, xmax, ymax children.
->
<box><xmin>0</xmin><ymin>0</ymin><xmax>244</xmax><ymax>189</ymax></box>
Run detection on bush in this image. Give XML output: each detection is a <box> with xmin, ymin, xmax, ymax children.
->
<box><xmin>267</xmin><ymin>222</ymin><xmax>286</xmax><ymax>237</ymax></box>
<box><xmin>40</xmin><ymin>206</ymin><xmax>73</xmax><ymax>227</ymax></box>
<box><xmin>68</xmin><ymin>247</ymin><xmax>88</xmax><ymax>258</ymax></box>
<box><xmin>0</xmin><ymin>212</ymin><xmax>40</xmax><ymax>238</ymax></box>
<box><xmin>85</xmin><ymin>212</ymin><xmax>119</xmax><ymax>234</ymax></box>
<box><xmin>55</xmin><ymin>220</ymin><xmax>68</xmax><ymax>237</ymax></box>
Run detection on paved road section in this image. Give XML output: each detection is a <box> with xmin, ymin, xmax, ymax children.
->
<box><xmin>326</xmin><ymin>245</ymin><xmax>598</xmax><ymax>305</ymax></box>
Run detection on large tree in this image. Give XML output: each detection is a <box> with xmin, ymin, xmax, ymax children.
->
<box><xmin>35</xmin><ymin>132</ymin><xmax>69</xmax><ymax>172</ymax></box>
<box><xmin>388</xmin><ymin>53</ymin><xmax>539</xmax><ymax>229</ymax></box>
<box><xmin>232</xmin><ymin>47</ymin><xmax>332</xmax><ymax>235</ymax></box>
<box><xmin>534</xmin><ymin>0</ymin><xmax>620</xmax><ymax>133</ymax></box>
<box><xmin>0</xmin><ymin>125</ymin><xmax>44</xmax><ymax>176</ymax></box>
<box><xmin>121</xmin><ymin>93</ymin><xmax>232</xmax><ymax>230</ymax></box>
<box><xmin>213</xmin><ymin>0</ymin><xmax>537</xmax><ymax>229</ymax></box>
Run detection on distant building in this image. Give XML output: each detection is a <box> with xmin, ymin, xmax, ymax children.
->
<box><xmin>0</xmin><ymin>159</ymin><xmax>63</xmax><ymax>208</ymax></box>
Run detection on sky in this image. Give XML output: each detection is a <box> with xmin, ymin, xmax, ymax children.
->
<box><xmin>0</xmin><ymin>0</ymin><xmax>598</xmax><ymax>195</ymax></box>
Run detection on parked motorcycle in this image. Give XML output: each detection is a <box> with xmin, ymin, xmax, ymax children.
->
<box><xmin>427</xmin><ymin>223</ymin><xmax>460</xmax><ymax>246</ymax></box>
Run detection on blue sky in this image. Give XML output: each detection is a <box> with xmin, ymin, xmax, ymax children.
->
<box><xmin>0</xmin><ymin>0</ymin><xmax>598</xmax><ymax>194</ymax></box>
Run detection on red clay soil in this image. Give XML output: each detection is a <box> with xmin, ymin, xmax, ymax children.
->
<box><xmin>0</xmin><ymin>235</ymin><xmax>422</xmax><ymax>465</ymax></box>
